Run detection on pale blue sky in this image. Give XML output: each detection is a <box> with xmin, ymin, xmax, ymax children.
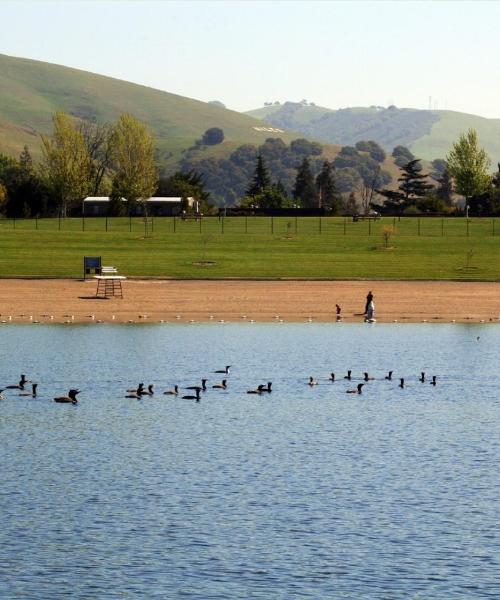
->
<box><xmin>1</xmin><ymin>0</ymin><xmax>499</xmax><ymax>117</ymax></box>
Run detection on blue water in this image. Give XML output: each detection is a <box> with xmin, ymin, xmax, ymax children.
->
<box><xmin>0</xmin><ymin>323</ymin><xmax>499</xmax><ymax>599</ymax></box>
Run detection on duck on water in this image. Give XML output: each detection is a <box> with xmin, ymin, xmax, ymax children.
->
<box><xmin>54</xmin><ymin>389</ymin><xmax>80</xmax><ymax>404</ymax></box>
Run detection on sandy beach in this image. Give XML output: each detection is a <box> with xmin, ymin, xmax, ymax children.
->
<box><xmin>0</xmin><ymin>279</ymin><xmax>498</xmax><ymax>324</ymax></box>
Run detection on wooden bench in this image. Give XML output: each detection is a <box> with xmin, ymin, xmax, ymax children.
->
<box><xmin>101</xmin><ymin>266</ymin><xmax>118</xmax><ymax>275</ymax></box>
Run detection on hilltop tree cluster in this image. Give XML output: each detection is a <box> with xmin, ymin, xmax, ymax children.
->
<box><xmin>180</xmin><ymin>137</ymin><xmax>393</xmax><ymax>206</ymax></box>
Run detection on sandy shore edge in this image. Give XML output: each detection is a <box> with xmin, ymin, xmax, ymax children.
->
<box><xmin>0</xmin><ymin>279</ymin><xmax>499</xmax><ymax>324</ymax></box>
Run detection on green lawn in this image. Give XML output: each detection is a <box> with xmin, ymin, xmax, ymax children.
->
<box><xmin>0</xmin><ymin>216</ymin><xmax>499</xmax><ymax>280</ymax></box>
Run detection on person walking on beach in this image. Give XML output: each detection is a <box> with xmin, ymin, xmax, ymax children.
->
<box><xmin>365</xmin><ymin>299</ymin><xmax>375</xmax><ymax>322</ymax></box>
<box><xmin>364</xmin><ymin>291</ymin><xmax>373</xmax><ymax>315</ymax></box>
<box><xmin>336</xmin><ymin>304</ymin><xmax>342</xmax><ymax>321</ymax></box>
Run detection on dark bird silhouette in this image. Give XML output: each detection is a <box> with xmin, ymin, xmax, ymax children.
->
<box><xmin>212</xmin><ymin>379</ymin><xmax>227</xmax><ymax>389</ymax></box>
<box><xmin>363</xmin><ymin>372</ymin><xmax>375</xmax><ymax>381</ymax></box>
<box><xmin>127</xmin><ymin>383</ymin><xmax>144</xmax><ymax>393</ymax></box>
<box><xmin>346</xmin><ymin>383</ymin><xmax>365</xmax><ymax>394</ymax></box>
<box><xmin>247</xmin><ymin>385</ymin><xmax>265</xmax><ymax>394</ymax></box>
<box><xmin>344</xmin><ymin>370</ymin><xmax>352</xmax><ymax>380</ymax></box>
<box><xmin>430</xmin><ymin>376</ymin><xmax>437</xmax><ymax>386</ymax></box>
<box><xmin>139</xmin><ymin>384</ymin><xmax>155</xmax><ymax>396</ymax></box>
<box><xmin>214</xmin><ymin>366</ymin><xmax>231</xmax><ymax>374</ymax></box>
<box><xmin>163</xmin><ymin>385</ymin><xmax>179</xmax><ymax>396</ymax></box>
<box><xmin>419</xmin><ymin>372</ymin><xmax>426</xmax><ymax>383</ymax></box>
<box><xmin>399</xmin><ymin>378</ymin><xmax>405</xmax><ymax>389</ymax></box>
<box><xmin>187</xmin><ymin>379</ymin><xmax>207</xmax><ymax>391</ymax></box>
<box><xmin>6</xmin><ymin>374</ymin><xmax>29</xmax><ymax>390</ymax></box>
<box><xmin>329</xmin><ymin>373</ymin><xmax>336</xmax><ymax>382</ymax></box>
<box><xmin>262</xmin><ymin>382</ymin><xmax>272</xmax><ymax>393</ymax></box>
<box><xmin>19</xmin><ymin>383</ymin><xmax>38</xmax><ymax>397</ymax></box>
<box><xmin>182</xmin><ymin>387</ymin><xmax>201</xmax><ymax>401</ymax></box>
<box><xmin>385</xmin><ymin>371</ymin><xmax>393</xmax><ymax>380</ymax></box>
<box><xmin>54</xmin><ymin>389</ymin><xmax>79</xmax><ymax>404</ymax></box>
<box><xmin>308</xmin><ymin>376</ymin><xmax>318</xmax><ymax>386</ymax></box>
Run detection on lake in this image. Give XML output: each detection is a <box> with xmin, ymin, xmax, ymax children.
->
<box><xmin>0</xmin><ymin>323</ymin><xmax>499</xmax><ymax>599</ymax></box>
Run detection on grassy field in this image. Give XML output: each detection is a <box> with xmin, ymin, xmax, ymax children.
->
<box><xmin>0</xmin><ymin>216</ymin><xmax>499</xmax><ymax>280</ymax></box>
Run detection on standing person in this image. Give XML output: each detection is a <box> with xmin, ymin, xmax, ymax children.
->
<box><xmin>365</xmin><ymin>300</ymin><xmax>375</xmax><ymax>322</ymax></box>
<box><xmin>364</xmin><ymin>290</ymin><xmax>373</xmax><ymax>315</ymax></box>
<box><xmin>335</xmin><ymin>304</ymin><xmax>342</xmax><ymax>321</ymax></box>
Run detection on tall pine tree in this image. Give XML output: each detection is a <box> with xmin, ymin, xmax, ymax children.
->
<box><xmin>377</xmin><ymin>159</ymin><xmax>434</xmax><ymax>213</ymax></box>
<box><xmin>246</xmin><ymin>154</ymin><xmax>271</xmax><ymax>196</ymax></box>
<box><xmin>316</xmin><ymin>161</ymin><xmax>341</xmax><ymax>213</ymax></box>
<box><xmin>436</xmin><ymin>167</ymin><xmax>453</xmax><ymax>205</ymax></box>
<box><xmin>293</xmin><ymin>158</ymin><xmax>318</xmax><ymax>208</ymax></box>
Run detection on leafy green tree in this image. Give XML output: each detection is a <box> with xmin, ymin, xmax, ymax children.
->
<box><xmin>111</xmin><ymin>113</ymin><xmax>158</xmax><ymax>219</ymax></box>
<box><xmin>316</xmin><ymin>161</ymin><xmax>341</xmax><ymax>213</ymax></box>
<box><xmin>78</xmin><ymin>120</ymin><xmax>114</xmax><ymax>196</ymax></box>
<box><xmin>246</xmin><ymin>154</ymin><xmax>271</xmax><ymax>196</ymax></box>
<box><xmin>40</xmin><ymin>111</ymin><xmax>92</xmax><ymax>216</ymax></box>
<box><xmin>446</xmin><ymin>129</ymin><xmax>491</xmax><ymax>202</ymax></box>
<box><xmin>293</xmin><ymin>158</ymin><xmax>318</xmax><ymax>208</ymax></box>
<box><xmin>158</xmin><ymin>170</ymin><xmax>211</xmax><ymax>212</ymax></box>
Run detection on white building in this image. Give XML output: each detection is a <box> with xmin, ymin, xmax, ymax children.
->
<box><xmin>82</xmin><ymin>197</ymin><xmax>196</xmax><ymax>216</ymax></box>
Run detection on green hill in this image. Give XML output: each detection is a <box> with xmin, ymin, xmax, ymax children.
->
<box><xmin>0</xmin><ymin>53</ymin><xmax>298</xmax><ymax>161</ymax></box>
<box><xmin>247</xmin><ymin>103</ymin><xmax>500</xmax><ymax>161</ymax></box>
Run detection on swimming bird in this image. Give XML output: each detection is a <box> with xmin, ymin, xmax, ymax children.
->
<box><xmin>329</xmin><ymin>373</ymin><xmax>336</xmax><ymax>382</ymax></box>
<box><xmin>247</xmin><ymin>385</ymin><xmax>265</xmax><ymax>394</ymax></box>
<box><xmin>19</xmin><ymin>383</ymin><xmax>38</xmax><ymax>397</ymax></box>
<box><xmin>163</xmin><ymin>385</ymin><xmax>179</xmax><ymax>396</ymax></box>
<box><xmin>212</xmin><ymin>379</ymin><xmax>227</xmax><ymax>389</ymax></box>
<box><xmin>419</xmin><ymin>372</ymin><xmax>426</xmax><ymax>383</ymax></box>
<box><xmin>182</xmin><ymin>387</ymin><xmax>201</xmax><ymax>401</ymax></box>
<box><xmin>126</xmin><ymin>383</ymin><xmax>144</xmax><ymax>394</ymax></box>
<box><xmin>0</xmin><ymin>389</ymin><xmax>5</xmax><ymax>400</ymax></box>
<box><xmin>261</xmin><ymin>382</ymin><xmax>272</xmax><ymax>393</ymax></box>
<box><xmin>384</xmin><ymin>371</ymin><xmax>393</xmax><ymax>380</ymax></box>
<box><xmin>125</xmin><ymin>384</ymin><xmax>144</xmax><ymax>398</ymax></box>
<box><xmin>214</xmin><ymin>366</ymin><xmax>231</xmax><ymax>374</ymax></box>
<box><xmin>430</xmin><ymin>376</ymin><xmax>437</xmax><ymax>386</ymax></box>
<box><xmin>186</xmin><ymin>379</ymin><xmax>207</xmax><ymax>391</ymax></box>
<box><xmin>5</xmin><ymin>374</ymin><xmax>29</xmax><ymax>390</ymax></box>
<box><xmin>399</xmin><ymin>378</ymin><xmax>405</xmax><ymax>389</ymax></box>
<box><xmin>308</xmin><ymin>376</ymin><xmax>318</xmax><ymax>386</ymax></box>
<box><xmin>139</xmin><ymin>384</ymin><xmax>155</xmax><ymax>396</ymax></box>
<box><xmin>363</xmin><ymin>372</ymin><xmax>375</xmax><ymax>381</ymax></box>
<box><xmin>54</xmin><ymin>389</ymin><xmax>79</xmax><ymax>404</ymax></box>
<box><xmin>344</xmin><ymin>370</ymin><xmax>352</xmax><ymax>380</ymax></box>
<box><xmin>346</xmin><ymin>383</ymin><xmax>365</xmax><ymax>394</ymax></box>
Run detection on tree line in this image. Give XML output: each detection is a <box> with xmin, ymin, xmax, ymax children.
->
<box><xmin>1</xmin><ymin>112</ymin><xmax>499</xmax><ymax>218</ymax></box>
<box><xmin>0</xmin><ymin>112</ymin><xmax>210</xmax><ymax>218</ymax></box>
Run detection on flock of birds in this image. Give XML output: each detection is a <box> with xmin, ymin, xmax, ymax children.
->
<box><xmin>0</xmin><ymin>367</ymin><xmax>437</xmax><ymax>404</ymax></box>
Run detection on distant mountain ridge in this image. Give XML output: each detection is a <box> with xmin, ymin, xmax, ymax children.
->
<box><xmin>0</xmin><ymin>53</ymin><xmax>299</xmax><ymax>160</ymax></box>
<box><xmin>246</xmin><ymin>102</ymin><xmax>500</xmax><ymax>161</ymax></box>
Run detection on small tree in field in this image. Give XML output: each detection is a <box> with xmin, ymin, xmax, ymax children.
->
<box><xmin>382</xmin><ymin>225</ymin><xmax>395</xmax><ymax>248</ymax></box>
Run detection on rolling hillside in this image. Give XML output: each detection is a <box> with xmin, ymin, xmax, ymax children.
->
<box><xmin>0</xmin><ymin>53</ymin><xmax>298</xmax><ymax>161</ymax></box>
<box><xmin>247</xmin><ymin>103</ymin><xmax>500</xmax><ymax>162</ymax></box>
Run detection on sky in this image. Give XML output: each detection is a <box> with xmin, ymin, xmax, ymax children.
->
<box><xmin>1</xmin><ymin>0</ymin><xmax>500</xmax><ymax>118</ymax></box>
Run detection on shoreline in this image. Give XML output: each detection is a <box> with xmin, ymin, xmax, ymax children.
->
<box><xmin>0</xmin><ymin>279</ymin><xmax>499</xmax><ymax>324</ymax></box>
